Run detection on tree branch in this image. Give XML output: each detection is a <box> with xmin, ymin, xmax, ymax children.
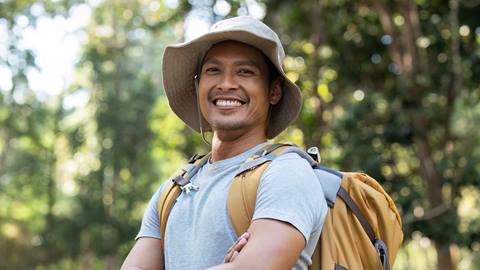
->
<box><xmin>399</xmin><ymin>0</ymin><xmax>427</xmax><ymax>75</ymax></box>
<box><xmin>370</xmin><ymin>0</ymin><xmax>404</xmax><ymax>72</ymax></box>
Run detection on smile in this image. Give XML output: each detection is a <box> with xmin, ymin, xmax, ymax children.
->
<box><xmin>214</xmin><ymin>99</ymin><xmax>244</xmax><ymax>107</ymax></box>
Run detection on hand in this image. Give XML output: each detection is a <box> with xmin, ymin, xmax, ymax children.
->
<box><xmin>223</xmin><ymin>232</ymin><xmax>250</xmax><ymax>263</ymax></box>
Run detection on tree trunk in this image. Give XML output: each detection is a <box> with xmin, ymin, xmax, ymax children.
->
<box><xmin>369</xmin><ymin>0</ymin><xmax>458</xmax><ymax>269</ymax></box>
<box><xmin>106</xmin><ymin>254</ymin><xmax>120</xmax><ymax>270</ymax></box>
<box><xmin>436</xmin><ymin>243</ymin><xmax>455</xmax><ymax>270</ymax></box>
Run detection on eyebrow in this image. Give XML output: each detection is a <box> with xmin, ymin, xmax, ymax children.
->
<box><xmin>202</xmin><ymin>58</ymin><xmax>261</xmax><ymax>69</ymax></box>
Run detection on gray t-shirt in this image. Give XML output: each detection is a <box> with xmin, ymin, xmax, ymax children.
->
<box><xmin>137</xmin><ymin>143</ymin><xmax>328</xmax><ymax>270</ymax></box>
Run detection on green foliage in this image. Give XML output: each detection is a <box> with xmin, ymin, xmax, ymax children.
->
<box><xmin>1</xmin><ymin>0</ymin><xmax>479</xmax><ymax>269</ymax></box>
<box><xmin>0</xmin><ymin>0</ymin><xmax>192</xmax><ymax>268</ymax></box>
<box><xmin>260</xmin><ymin>0</ymin><xmax>480</xmax><ymax>269</ymax></box>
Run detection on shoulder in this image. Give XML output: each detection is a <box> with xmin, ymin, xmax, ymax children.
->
<box><xmin>257</xmin><ymin>150</ymin><xmax>322</xmax><ymax>197</ymax></box>
<box><xmin>135</xmin><ymin>180</ymin><xmax>171</xmax><ymax>240</ymax></box>
<box><xmin>272</xmin><ymin>152</ymin><xmax>310</xmax><ymax>164</ymax></box>
<box><xmin>262</xmin><ymin>152</ymin><xmax>316</xmax><ymax>181</ymax></box>
<box><xmin>154</xmin><ymin>180</ymin><xmax>172</xmax><ymax>202</ymax></box>
<box><xmin>253</xmin><ymin>151</ymin><xmax>327</xmax><ymax>239</ymax></box>
<box><xmin>143</xmin><ymin>180</ymin><xmax>173</xmax><ymax>220</ymax></box>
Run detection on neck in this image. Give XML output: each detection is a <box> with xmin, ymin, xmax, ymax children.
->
<box><xmin>210</xmin><ymin>129</ymin><xmax>267</xmax><ymax>162</ymax></box>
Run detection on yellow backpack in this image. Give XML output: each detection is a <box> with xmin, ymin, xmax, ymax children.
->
<box><xmin>158</xmin><ymin>144</ymin><xmax>403</xmax><ymax>270</ymax></box>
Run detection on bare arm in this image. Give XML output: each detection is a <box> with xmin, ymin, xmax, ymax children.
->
<box><xmin>207</xmin><ymin>218</ymin><xmax>305</xmax><ymax>270</ymax></box>
<box><xmin>121</xmin><ymin>237</ymin><xmax>164</xmax><ymax>270</ymax></box>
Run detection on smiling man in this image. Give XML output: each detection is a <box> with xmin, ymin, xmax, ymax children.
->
<box><xmin>198</xmin><ymin>41</ymin><xmax>281</xmax><ymax>145</ymax></box>
<box><xmin>121</xmin><ymin>16</ymin><xmax>327</xmax><ymax>270</ymax></box>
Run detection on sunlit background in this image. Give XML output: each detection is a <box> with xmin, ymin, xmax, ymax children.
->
<box><xmin>1</xmin><ymin>0</ymin><xmax>479</xmax><ymax>269</ymax></box>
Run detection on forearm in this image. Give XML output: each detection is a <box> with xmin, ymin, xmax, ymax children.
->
<box><xmin>121</xmin><ymin>260</ymin><xmax>163</xmax><ymax>270</ymax></box>
<box><xmin>207</xmin><ymin>251</ymin><xmax>292</xmax><ymax>270</ymax></box>
<box><xmin>121</xmin><ymin>262</ymin><xmax>163</xmax><ymax>270</ymax></box>
<box><xmin>208</xmin><ymin>219</ymin><xmax>304</xmax><ymax>270</ymax></box>
<box><xmin>206</xmin><ymin>259</ymin><xmax>268</xmax><ymax>270</ymax></box>
<box><xmin>206</xmin><ymin>263</ymin><xmax>236</xmax><ymax>270</ymax></box>
<box><xmin>121</xmin><ymin>237</ymin><xmax>164</xmax><ymax>270</ymax></box>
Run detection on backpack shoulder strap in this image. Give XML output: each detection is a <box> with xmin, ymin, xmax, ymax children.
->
<box><xmin>226</xmin><ymin>143</ymin><xmax>297</xmax><ymax>236</ymax></box>
<box><xmin>157</xmin><ymin>154</ymin><xmax>210</xmax><ymax>251</ymax></box>
<box><xmin>158</xmin><ymin>180</ymin><xmax>180</xmax><ymax>251</ymax></box>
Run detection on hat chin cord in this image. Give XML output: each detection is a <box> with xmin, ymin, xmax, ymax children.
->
<box><xmin>194</xmin><ymin>75</ymin><xmax>212</xmax><ymax>146</ymax></box>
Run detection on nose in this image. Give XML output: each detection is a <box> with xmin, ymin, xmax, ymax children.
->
<box><xmin>217</xmin><ymin>71</ymin><xmax>239</xmax><ymax>91</ymax></box>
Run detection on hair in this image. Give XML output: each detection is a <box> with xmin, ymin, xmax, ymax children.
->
<box><xmin>264</xmin><ymin>54</ymin><xmax>280</xmax><ymax>84</ymax></box>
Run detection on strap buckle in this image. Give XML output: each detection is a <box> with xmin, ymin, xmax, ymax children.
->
<box><xmin>307</xmin><ymin>146</ymin><xmax>321</xmax><ymax>163</ymax></box>
<box><xmin>374</xmin><ymin>239</ymin><xmax>390</xmax><ymax>270</ymax></box>
<box><xmin>180</xmin><ymin>182</ymin><xmax>199</xmax><ymax>195</ymax></box>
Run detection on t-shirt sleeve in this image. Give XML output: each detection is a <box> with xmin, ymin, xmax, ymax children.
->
<box><xmin>135</xmin><ymin>182</ymin><xmax>169</xmax><ymax>240</ymax></box>
<box><xmin>252</xmin><ymin>153</ymin><xmax>328</xmax><ymax>243</ymax></box>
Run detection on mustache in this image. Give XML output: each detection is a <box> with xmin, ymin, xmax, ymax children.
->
<box><xmin>207</xmin><ymin>89</ymin><xmax>249</xmax><ymax>103</ymax></box>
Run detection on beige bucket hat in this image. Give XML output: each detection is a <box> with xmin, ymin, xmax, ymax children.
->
<box><xmin>162</xmin><ymin>16</ymin><xmax>302</xmax><ymax>139</ymax></box>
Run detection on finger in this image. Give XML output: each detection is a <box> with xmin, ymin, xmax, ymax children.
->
<box><xmin>224</xmin><ymin>244</ymin><xmax>236</xmax><ymax>263</ymax></box>
<box><xmin>224</xmin><ymin>252</ymin><xmax>232</xmax><ymax>263</ymax></box>
<box><xmin>230</xmin><ymin>251</ymin><xmax>239</xmax><ymax>262</ymax></box>
<box><xmin>226</xmin><ymin>232</ymin><xmax>249</xmax><ymax>254</ymax></box>
<box><xmin>225</xmin><ymin>240</ymin><xmax>239</xmax><ymax>255</ymax></box>
<box><xmin>236</xmin><ymin>238</ymin><xmax>247</xmax><ymax>249</ymax></box>
<box><xmin>224</xmin><ymin>237</ymin><xmax>248</xmax><ymax>263</ymax></box>
<box><xmin>227</xmin><ymin>238</ymin><xmax>248</xmax><ymax>262</ymax></box>
<box><xmin>224</xmin><ymin>244</ymin><xmax>237</xmax><ymax>262</ymax></box>
<box><xmin>239</xmin><ymin>232</ymin><xmax>250</xmax><ymax>240</ymax></box>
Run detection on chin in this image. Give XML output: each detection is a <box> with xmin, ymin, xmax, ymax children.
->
<box><xmin>210</xmin><ymin>119</ymin><xmax>247</xmax><ymax>131</ymax></box>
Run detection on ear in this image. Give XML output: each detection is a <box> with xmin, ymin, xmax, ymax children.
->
<box><xmin>268</xmin><ymin>78</ymin><xmax>282</xmax><ymax>105</ymax></box>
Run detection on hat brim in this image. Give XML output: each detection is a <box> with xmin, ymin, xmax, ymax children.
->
<box><xmin>162</xmin><ymin>30</ymin><xmax>302</xmax><ymax>139</ymax></box>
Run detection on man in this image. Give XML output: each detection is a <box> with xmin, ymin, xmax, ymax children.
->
<box><xmin>121</xmin><ymin>16</ymin><xmax>327</xmax><ymax>270</ymax></box>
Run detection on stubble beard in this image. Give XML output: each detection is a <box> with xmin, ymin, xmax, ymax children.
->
<box><xmin>208</xmin><ymin>113</ymin><xmax>268</xmax><ymax>139</ymax></box>
<box><xmin>209</xmin><ymin>117</ymin><xmax>246</xmax><ymax>132</ymax></box>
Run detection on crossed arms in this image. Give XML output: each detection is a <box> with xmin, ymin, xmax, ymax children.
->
<box><xmin>121</xmin><ymin>218</ymin><xmax>305</xmax><ymax>270</ymax></box>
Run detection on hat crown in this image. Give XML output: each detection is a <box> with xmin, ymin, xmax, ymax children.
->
<box><xmin>210</xmin><ymin>16</ymin><xmax>285</xmax><ymax>63</ymax></box>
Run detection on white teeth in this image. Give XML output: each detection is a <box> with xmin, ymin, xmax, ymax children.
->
<box><xmin>215</xmin><ymin>99</ymin><xmax>242</xmax><ymax>107</ymax></box>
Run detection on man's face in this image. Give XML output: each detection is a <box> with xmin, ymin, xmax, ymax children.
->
<box><xmin>198</xmin><ymin>41</ymin><xmax>281</xmax><ymax>136</ymax></box>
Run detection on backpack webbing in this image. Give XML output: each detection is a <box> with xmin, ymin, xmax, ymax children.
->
<box><xmin>157</xmin><ymin>154</ymin><xmax>210</xmax><ymax>252</ymax></box>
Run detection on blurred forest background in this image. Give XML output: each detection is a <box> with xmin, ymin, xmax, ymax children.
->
<box><xmin>1</xmin><ymin>0</ymin><xmax>479</xmax><ymax>269</ymax></box>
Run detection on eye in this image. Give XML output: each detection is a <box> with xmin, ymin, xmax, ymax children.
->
<box><xmin>204</xmin><ymin>66</ymin><xmax>221</xmax><ymax>74</ymax></box>
<box><xmin>238</xmin><ymin>68</ymin><xmax>254</xmax><ymax>75</ymax></box>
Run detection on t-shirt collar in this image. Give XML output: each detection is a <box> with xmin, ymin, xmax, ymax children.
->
<box><xmin>205</xmin><ymin>141</ymin><xmax>270</xmax><ymax>170</ymax></box>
